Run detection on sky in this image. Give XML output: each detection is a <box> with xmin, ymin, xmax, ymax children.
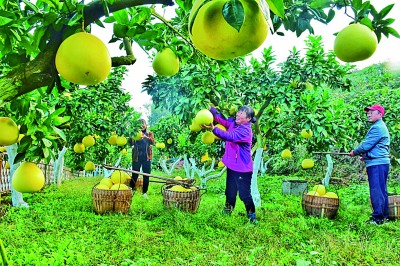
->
<box><xmin>92</xmin><ymin>0</ymin><xmax>400</xmax><ymax>115</ymax></box>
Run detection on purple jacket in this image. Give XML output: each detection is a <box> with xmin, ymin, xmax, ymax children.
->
<box><xmin>210</xmin><ymin>107</ymin><xmax>253</xmax><ymax>173</ymax></box>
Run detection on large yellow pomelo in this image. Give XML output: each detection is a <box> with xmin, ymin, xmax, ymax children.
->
<box><xmin>116</xmin><ymin>136</ymin><xmax>127</xmax><ymax>146</ymax></box>
<box><xmin>110</xmin><ymin>183</ymin><xmax>130</xmax><ymax>190</ymax></box>
<box><xmin>169</xmin><ymin>185</ymin><xmax>192</xmax><ymax>192</ymax></box>
<box><xmin>108</xmin><ymin>134</ymin><xmax>118</xmax><ymax>145</ymax></box>
<box><xmin>195</xmin><ymin>109</ymin><xmax>214</xmax><ymax>125</ymax></box>
<box><xmin>73</xmin><ymin>143</ymin><xmax>85</xmax><ymax>153</ymax></box>
<box><xmin>82</xmin><ymin>135</ymin><xmax>95</xmax><ymax>147</ymax></box>
<box><xmin>189</xmin><ymin>0</ymin><xmax>268</xmax><ymax>60</ymax></box>
<box><xmin>55</xmin><ymin>32</ymin><xmax>111</xmax><ymax>85</ymax></box>
<box><xmin>306</xmin><ymin>191</ymin><xmax>320</xmax><ymax>197</ymax></box>
<box><xmin>323</xmin><ymin>192</ymin><xmax>339</xmax><ymax>199</ymax></box>
<box><xmin>301</xmin><ymin>129</ymin><xmax>313</xmax><ymax>138</ymax></box>
<box><xmin>301</xmin><ymin>159</ymin><xmax>315</xmax><ymax>169</ymax></box>
<box><xmin>152</xmin><ymin>48</ymin><xmax>180</xmax><ymax>76</ymax></box>
<box><xmin>0</xmin><ymin>117</ymin><xmax>19</xmax><ymax>146</ymax></box>
<box><xmin>281</xmin><ymin>149</ymin><xmax>292</xmax><ymax>159</ymax></box>
<box><xmin>95</xmin><ymin>184</ymin><xmax>110</xmax><ymax>190</ymax></box>
<box><xmin>189</xmin><ymin>123</ymin><xmax>202</xmax><ymax>132</ymax></box>
<box><xmin>202</xmin><ymin>131</ymin><xmax>215</xmax><ymax>144</ymax></box>
<box><xmin>155</xmin><ymin>142</ymin><xmax>166</xmax><ymax>149</ymax></box>
<box><xmin>111</xmin><ymin>170</ymin><xmax>128</xmax><ymax>184</ymax></box>
<box><xmin>84</xmin><ymin>161</ymin><xmax>95</xmax><ymax>171</ymax></box>
<box><xmin>12</xmin><ymin>162</ymin><xmax>45</xmax><ymax>193</ymax></box>
<box><xmin>334</xmin><ymin>24</ymin><xmax>378</xmax><ymax>62</ymax></box>
<box><xmin>100</xmin><ymin>178</ymin><xmax>113</xmax><ymax>188</ymax></box>
<box><xmin>312</xmin><ymin>184</ymin><xmax>326</xmax><ymax>196</ymax></box>
<box><xmin>132</xmin><ymin>131</ymin><xmax>142</xmax><ymax>141</ymax></box>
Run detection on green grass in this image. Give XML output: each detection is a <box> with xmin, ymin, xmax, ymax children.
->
<box><xmin>1</xmin><ymin>172</ymin><xmax>400</xmax><ymax>266</ymax></box>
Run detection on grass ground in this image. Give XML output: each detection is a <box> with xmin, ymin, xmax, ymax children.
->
<box><xmin>0</xmin><ymin>171</ymin><xmax>400</xmax><ymax>266</ymax></box>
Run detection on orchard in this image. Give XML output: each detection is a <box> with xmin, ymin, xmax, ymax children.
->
<box><xmin>1</xmin><ymin>0</ymin><xmax>400</xmax><ymax>265</ymax></box>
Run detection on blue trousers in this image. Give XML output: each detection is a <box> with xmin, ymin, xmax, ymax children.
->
<box><xmin>131</xmin><ymin>159</ymin><xmax>151</xmax><ymax>193</ymax></box>
<box><xmin>367</xmin><ymin>164</ymin><xmax>390</xmax><ymax>221</ymax></box>
<box><xmin>225</xmin><ymin>168</ymin><xmax>255</xmax><ymax>214</ymax></box>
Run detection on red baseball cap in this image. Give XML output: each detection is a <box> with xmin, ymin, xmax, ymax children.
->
<box><xmin>364</xmin><ymin>104</ymin><xmax>385</xmax><ymax>116</ymax></box>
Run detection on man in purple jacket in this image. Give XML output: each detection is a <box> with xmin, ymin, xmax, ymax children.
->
<box><xmin>202</xmin><ymin>105</ymin><xmax>257</xmax><ymax>223</ymax></box>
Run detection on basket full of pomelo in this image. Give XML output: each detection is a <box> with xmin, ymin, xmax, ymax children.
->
<box><xmin>92</xmin><ymin>171</ymin><xmax>133</xmax><ymax>214</ymax></box>
<box><xmin>162</xmin><ymin>178</ymin><xmax>202</xmax><ymax>213</ymax></box>
<box><xmin>302</xmin><ymin>184</ymin><xmax>339</xmax><ymax>219</ymax></box>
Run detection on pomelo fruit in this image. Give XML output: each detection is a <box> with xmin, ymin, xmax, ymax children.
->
<box><xmin>312</xmin><ymin>184</ymin><xmax>326</xmax><ymax>196</ymax></box>
<box><xmin>152</xmin><ymin>48</ymin><xmax>180</xmax><ymax>76</ymax></box>
<box><xmin>110</xmin><ymin>170</ymin><xmax>128</xmax><ymax>184</ymax></box>
<box><xmin>95</xmin><ymin>184</ymin><xmax>110</xmax><ymax>190</ymax></box>
<box><xmin>214</xmin><ymin>124</ymin><xmax>226</xmax><ymax>139</ymax></box>
<box><xmin>301</xmin><ymin>129</ymin><xmax>313</xmax><ymax>138</ymax></box>
<box><xmin>84</xmin><ymin>161</ymin><xmax>95</xmax><ymax>171</ymax></box>
<box><xmin>12</xmin><ymin>162</ymin><xmax>45</xmax><ymax>193</ymax></box>
<box><xmin>73</xmin><ymin>143</ymin><xmax>85</xmax><ymax>153</ymax></box>
<box><xmin>110</xmin><ymin>183</ymin><xmax>130</xmax><ymax>190</ymax></box>
<box><xmin>195</xmin><ymin>109</ymin><xmax>213</xmax><ymax>125</ymax></box>
<box><xmin>189</xmin><ymin>0</ymin><xmax>269</xmax><ymax>60</ymax></box>
<box><xmin>0</xmin><ymin>117</ymin><xmax>19</xmax><ymax>146</ymax></box>
<box><xmin>100</xmin><ymin>178</ymin><xmax>113</xmax><ymax>188</ymax></box>
<box><xmin>281</xmin><ymin>149</ymin><xmax>292</xmax><ymax>159</ymax></box>
<box><xmin>116</xmin><ymin>136</ymin><xmax>127</xmax><ymax>146</ymax></box>
<box><xmin>301</xmin><ymin>159</ymin><xmax>315</xmax><ymax>169</ymax></box>
<box><xmin>108</xmin><ymin>134</ymin><xmax>117</xmax><ymax>145</ymax></box>
<box><xmin>202</xmin><ymin>131</ymin><xmax>215</xmax><ymax>144</ymax></box>
<box><xmin>334</xmin><ymin>24</ymin><xmax>378</xmax><ymax>63</ymax></box>
<box><xmin>55</xmin><ymin>32</ymin><xmax>111</xmax><ymax>85</ymax></box>
<box><xmin>82</xmin><ymin>135</ymin><xmax>95</xmax><ymax>147</ymax></box>
<box><xmin>323</xmin><ymin>192</ymin><xmax>339</xmax><ymax>199</ymax></box>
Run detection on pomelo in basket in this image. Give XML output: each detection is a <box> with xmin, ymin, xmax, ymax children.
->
<box><xmin>95</xmin><ymin>184</ymin><xmax>110</xmax><ymax>190</ymax></box>
<box><xmin>312</xmin><ymin>184</ymin><xmax>326</xmax><ymax>196</ymax></box>
<box><xmin>110</xmin><ymin>183</ymin><xmax>130</xmax><ymax>190</ymax></box>
<box><xmin>111</xmin><ymin>170</ymin><xmax>128</xmax><ymax>184</ymax></box>
<box><xmin>99</xmin><ymin>178</ymin><xmax>113</xmax><ymax>188</ymax></box>
<box><xmin>55</xmin><ymin>32</ymin><xmax>111</xmax><ymax>85</ymax></box>
<box><xmin>0</xmin><ymin>117</ymin><xmax>19</xmax><ymax>146</ymax></box>
<box><xmin>12</xmin><ymin>162</ymin><xmax>45</xmax><ymax>193</ymax></box>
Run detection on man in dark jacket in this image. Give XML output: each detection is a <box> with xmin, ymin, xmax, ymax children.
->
<box><xmin>129</xmin><ymin>119</ymin><xmax>155</xmax><ymax>199</ymax></box>
<box><xmin>203</xmin><ymin>105</ymin><xmax>257</xmax><ymax>223</ymax></box>
<box><xmin>349</xmin><ymin>104</ymin><xmax>390</xmax><ymax>225</ymax></box>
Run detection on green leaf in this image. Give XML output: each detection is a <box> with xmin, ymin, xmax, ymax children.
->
<box><xmin>378</xmin><ymin>4</ymin><xmax>394</xmax><ymax>18</ymax></box>
<box><xmin>42</xmin><ymin>138</ymin><xmax>52</xmax><ymax>148</ymax></box>
<box><xmin>309</xmin><ymin>0</ymin><xmax>331</xmax><ymax>9</ymax></box>
<box><xmin>14</xmin><ymin>152</ymin><xmax>26</xmax><ymax>164</ymax></box>
<box><xmin>352</xmin><ymin>0</ymin><xmax>362</xmax><ymax>10</ymax></box>
<box><xmin>360</xmin><ymin>17</ymin><xmax>373</xmax><ymax>29</ymax></box>
<box><xmin>112</xmin><ymin>9</ymin><xmax>129</xmax><ymax>25</ymax></box>
<box><xmin>266</xmin><ymin>0</ymin><xmax>284</xmax><ymax>17</ymax></box>
<box><xmin>222</xmin><ymin>0</ymin><xmax>245</xmax><ymax>32</ymax></box>
<box><xmin>326</xmin><ymin>9</ymin><xmax>335</xmax><ymax>23</ymax></box>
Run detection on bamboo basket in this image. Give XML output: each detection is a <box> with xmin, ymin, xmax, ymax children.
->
<box><xmin>92</xmin><ymin>185</ymin><xmax>133</xmax><ymax>214</ymax></box>
<box><xmin>389</xmin><ymin>195</ymin><xmax>400</xmax><ymax>220</ymax></box>
<box><xmin>302</xmin><ymin>193</ymin><xmax>339</xmax><ymax>219</ymax></box>
<box><xmin>162</xmin><ymin>184</ymin><xmax>202</xmax><ymax>213</ymax></box>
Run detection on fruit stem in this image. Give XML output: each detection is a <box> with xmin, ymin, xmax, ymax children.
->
<box><xmin>150</xmin><ymin>8</ymin><xmax>196</xmax><ymax>50</ymax></box>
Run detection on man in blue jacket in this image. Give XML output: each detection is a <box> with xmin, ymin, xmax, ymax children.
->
<box><xmin>349</xmin><ymin>104</ymin><xmax>390</xmax><ymax>225</ymax></box>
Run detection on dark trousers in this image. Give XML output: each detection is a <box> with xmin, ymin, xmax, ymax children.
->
<box><xmin>367</xmin><ymin>164</ymin><xmax>390</xmax><ymax>221</ymax></box>
<box><xmin>131</xmin><ymin>159</ymin><xmax>151</xmax><ymax>193</ymax></box>
<box><xmin>225</xmin><ymin>168</ymin><xmax>255</xmax><ymax>214</ymax></box>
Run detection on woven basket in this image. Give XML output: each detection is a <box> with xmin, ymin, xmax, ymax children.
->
<box><xmin>302</xmin><ymin>193</ymin><xmax>339</xmax><ymax>219</ymax></box>
<box><xmin>389</xmin><ymin>195</ymin><xmax>400</xmax><ymax>220</ymax></box>
<box><xmin>162</xmin><ymin>184</ymin><xmax>201</xmax><ymax>213</ymax></box>
<box><xmin>92</xmin><ymin>185</ymin><xmax>133</xmax><ymax>214</ymax></box>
